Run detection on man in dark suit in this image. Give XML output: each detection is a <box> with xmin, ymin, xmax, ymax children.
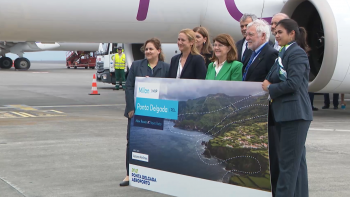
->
<box><xmin>243</xmin><ymin>19</ymin><xmax>279</xmax><ymax>196</ymax></box>
<box><xmin>243</xmin><ymin>19</ymin><xmax>278</xmax><ymax>82</ymax></box>
<box><xmin>236</xmin><ymin>13</ymin><xmax>257</xmax><ymax>67</ymax></box>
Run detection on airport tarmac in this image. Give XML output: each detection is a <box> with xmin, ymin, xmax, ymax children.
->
<box><xmin>0</xmin><ymin>62</ymin><xmax>349</xmax><ymax>197</ymax></box>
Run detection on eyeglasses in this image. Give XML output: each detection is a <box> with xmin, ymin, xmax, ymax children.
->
<box><xmin>213</xmin><ymin>44</ymin><xmax>226</xmax><ymax>48</ymax></box>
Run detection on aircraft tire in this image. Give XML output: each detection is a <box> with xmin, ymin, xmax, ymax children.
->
<box><xmin>0</xmin><ymin>57</ymin><xmax>13</xmax><ymax>69</ymax></box>
<box><xmin>14</xmin><ymin>58</ymin><xmax>30</xmax><ymax>69</ymax></box>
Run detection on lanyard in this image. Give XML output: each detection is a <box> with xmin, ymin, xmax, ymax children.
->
<box><xmin>252</xmin><ymin>42</ymin><xmax>268</xmax><ymax>61</ymax></box>
<box><xmin>242</xmin><ymin>42</ymin><xmax>267</xmax><ymax>81</ymax></box>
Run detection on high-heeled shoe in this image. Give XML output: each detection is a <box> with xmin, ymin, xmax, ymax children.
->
<box><xmin>119</xmin><ymin>181</ymin><xmax>129</xmax><ymax>186</ymax></box>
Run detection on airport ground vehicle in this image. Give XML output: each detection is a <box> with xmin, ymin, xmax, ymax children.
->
<box><xmin>66</xmin><ymin>51</ymin><xmax>97</xmax><ymax>69</ymax></box>
<box><xmin>95</xmin><ymin>43</ymin><xmax>121</xmax><ymax>85</ymax></box>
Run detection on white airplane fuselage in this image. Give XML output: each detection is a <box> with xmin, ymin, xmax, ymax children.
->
<box><xmin>0</xmin><ymin>0</ymin><xmax>349</xmax><ymax>93</ymax></box>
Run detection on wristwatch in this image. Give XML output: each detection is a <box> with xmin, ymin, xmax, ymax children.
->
<box><xmin>267</xmin><ymin>84</ymin><xmax>270</xmax><ymax>91</ymax></box>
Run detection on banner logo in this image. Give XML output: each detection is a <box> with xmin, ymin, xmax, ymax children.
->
<box><xmin>136</xmin><ymin>82</ymin><xmax>160</xmax><ymax>99</ymax></box>
<box><xmin>135</xmin><ymin>98</ymin><xmax>178</xmax><ymax>120</ymax></box>
<box><xmin>132</xmin><ymin>152</ymin><xmax>149</xmax><ymax>162</ymax></box>
<box><xmin>134</xmin><ymin>115</ymin><xmax>164</xmax><ymax>130</ymax></box>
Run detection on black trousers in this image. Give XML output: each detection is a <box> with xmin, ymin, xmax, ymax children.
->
<box><xmin>324</xmin><ymin>93</ymin><xmax>339</xmax><ymax>107</ymax></box>
<box><xmin>275</xmin><ymin>120</ymin><xmax>311</xmax><ymax>197</ymax></box>
<box><xmin>268</xmin><ymin>105</ymin><xmax>280</xmax><ymax>197</ymax></box>
<box><xmin>126</xmin><ymin>118</ymin><xmax>131</xmax><ymax>176</ymax></box>
<box><xmin>308</xmin><ymin>92</ymin><xmax>314</xmax><ymax>108</ymax></box>
<box><xmin>268</xmin><ymin>125</ymin><xmax>280</xmax><ymax>197</ymax></box>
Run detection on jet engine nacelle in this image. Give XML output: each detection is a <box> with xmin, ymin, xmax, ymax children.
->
<box><xmin>280</xmin><ymin>0</ymin><xmax>350</xmax><ymax>93</ymax></box>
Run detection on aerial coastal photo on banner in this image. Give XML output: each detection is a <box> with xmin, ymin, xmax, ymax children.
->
<box><xmin>129</xmin><ymin>77</ymin><xmax>271</xmax><ymax>192</ymax></box>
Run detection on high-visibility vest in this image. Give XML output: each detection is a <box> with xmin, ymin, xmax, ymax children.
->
<box><xmin>112</xmin><ymin>53</ymin><xmax>126</xmax><ymax>69</ymax></box>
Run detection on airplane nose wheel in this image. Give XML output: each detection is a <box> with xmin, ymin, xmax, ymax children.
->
<box><xmin>14</xmin><ymin>58</ymin><xmax>31</xmax><ymax>69</ymax></box>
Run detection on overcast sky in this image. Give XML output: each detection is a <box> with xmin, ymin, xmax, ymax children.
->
<box><xmin>6</xmin><ymin>51</ymin><xmax>66</xmax><ymax>61</ymax></box>
<box><xmin>135</xmin><ymin>77</ymin><xmax>266</xmax><ymax>101</ymax></box>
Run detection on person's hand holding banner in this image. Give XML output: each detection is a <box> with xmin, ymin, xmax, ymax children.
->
<box><xmin>262</xmin><ymin>80</ymin><xmax>271</xmax><ymax>92</ymax></box>
<box><xmin>128</xmin><ymin>110</ymin><xmax>135</xmax><ymax>118</ymax></box>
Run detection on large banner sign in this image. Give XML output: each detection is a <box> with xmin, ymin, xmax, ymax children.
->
<box><xmin>129</xmin><ymin>78</ymin><xmax>271</xmax><ymax>197</ymax></box>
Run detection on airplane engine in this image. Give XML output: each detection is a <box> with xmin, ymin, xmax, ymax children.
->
<box><xmin>281</xmin><ymin>0</ymin><xmax>350</xmax><ymax>93</ymax></box>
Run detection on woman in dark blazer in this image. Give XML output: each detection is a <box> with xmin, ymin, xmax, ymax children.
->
<box><xmin>120</xmin><ymin>38</ymin><xmax>169</xmax><ymax>187</ymax></box>
<box><xmin>262</xmin><ymin>19</ymin><xmax>313</xmax><ymax>197</ymax></box>
<box><xmin>168</xmin><ymin>29</ymin><xmax>207</xmax><ymax>79</ymax></box>
<box><xmin>193</xmin><ymin>26</ymin><xmax>213</xmax><ymax>67</ymax></box>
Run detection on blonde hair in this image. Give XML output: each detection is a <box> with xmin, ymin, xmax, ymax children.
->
<box><xmin>179</xmin><ymin>29</ymin><xmax>202</xmax><ymax>57</ymax></box>
<box><xmin>193</xmin><ymin>26</ymin><xmax>213</xmax><ymax>55</ymax></box>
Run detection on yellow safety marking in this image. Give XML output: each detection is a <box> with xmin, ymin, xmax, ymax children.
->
<box><xmin>18</xmin><ymin>112</ymin><xmax>36</xmax><ymax>117</ymax></box>
<box><xmin>8</xmin><ymin>105</ymin><xmax>37</xmax><ymax>111</ymax></box>
<box><xmin>0</xmin><ymin>110</ymin><xmax>65</xmax><ymax>119</ymax></box>
<box><xmin>49</xmin><ymin>110</ymin><xmax>64</xmax><ymax>114</ymax></box>
<box><xmin>10</xmin><ymin>112</ymin><xmax>30</xmax><ymax>117</ymax></box>
<box><xmin>0</xmin><ymin>112</ymin><xmax>17</xmax><ymax>118</ymax></box>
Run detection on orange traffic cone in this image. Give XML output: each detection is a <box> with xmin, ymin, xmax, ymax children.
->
<box><xmin>89</xmin><ymin>74</ymin><xmax>100</xmax><ymax>95</ymax></box>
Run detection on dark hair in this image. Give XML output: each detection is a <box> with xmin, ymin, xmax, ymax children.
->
<box><xmin>211</xmin><ymin>34</ymin><xmax>238</xmax><ymax>63</ymax></box>
<box><xmin>142</xmin><ymin>38</ymin><xmax>165</xmax><ymax>61</ymax></box>
<box><xmin>276</xmin><ymin>19</ymin><xmax>310</xmax><ymax>53</ymax></box>
<box><xmin>193</xmin><ymin>26</ymin><xmax>213</xmax><ymax>54</ymax></box>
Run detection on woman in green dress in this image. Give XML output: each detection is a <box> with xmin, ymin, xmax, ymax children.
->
<box><xmin>205</xmin><ymin>34</ymin><xmax>243</xmax><ymax>81</ymax></box>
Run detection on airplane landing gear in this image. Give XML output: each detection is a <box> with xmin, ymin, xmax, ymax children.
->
<box><xmin>0</xmin><ymin>57</ymin><xmax>13</xmax><ymax>69</ymax></box>
<box><xmin>14</xmin><ymin>58</ymin><xmax>31</xmax><ymax>69</ymax></box>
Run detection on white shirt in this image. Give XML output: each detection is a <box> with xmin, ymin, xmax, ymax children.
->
<box><xmin>213</xmin><ymin>60</ymin><xmax>226</xmax><ymax>76</ymax></box>
<box><xmin>241</xmin><ymin>39</ymin><xmax>248</xmax><ymax>59</ymax></box>
<box><xmin>176</xmin><ymin>58</ymin><xmax>183</xmax><ymax>79</ymax></box>
<box><xmin>273</xmin><ymin>39</ymin><xmax>281</xmax><ymax>51</ymax></box>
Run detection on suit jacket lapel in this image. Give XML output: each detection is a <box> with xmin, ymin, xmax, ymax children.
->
<box><xmin>171</xmin><ymin>55</ymin><xmax>181</xmax><ymax>78</ymax></box>
<box><xmin>139</xmin><ymin>59</ymin><xmax>148</xmax><ymax>77</ymax></box>
<box><xmin>245</xmin><ymin>45</ymin><xmax>267</xmax><ymax>80</ymax></box>
<box><xmin>216</xmin><ymin>62</ymin><xmax>231</xmax><ymax>80</ymax></box>
<box><xmin>180</xmin><ymin>53</ymin><xmax>193</xmax><ymax>78</ymax></box>
<box><xmin>243</xmin><ymin>49</ymin><xmax>252</xmax><ymax>65</ymax></box>
<box><xmin>153</xmin><ymin>61</ymin><xmax>163</xmax><ymax>75</ymax></box>
<box><xmin>238</xmin><ymin>39</ymin><xmax>244</xmax><ymax>61</ymax></box>
<box><xmin>281</xmin><ymin>43</ymin><xmax>297</xmax><ymax>69</ymax></box>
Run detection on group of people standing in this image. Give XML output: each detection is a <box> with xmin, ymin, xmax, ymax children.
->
<box><xmin>120</xmin><ymin>12</ymin><xmax>313</xmax><ymax>197</ymax></box>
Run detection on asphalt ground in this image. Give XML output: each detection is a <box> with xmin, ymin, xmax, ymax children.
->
<box><xmin>0</xmin><ymin>62</ymin><xmax>349</xmax><ymax>197</ymax></box>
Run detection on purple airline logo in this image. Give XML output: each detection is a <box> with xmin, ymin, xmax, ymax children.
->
<box><xmin>136</xmin><ymin>0</ymin><xmax>272</xmax><ymax>23</ymax></box>
<box><xmin>137</xmin><ymin>0</ymin><xmax>150</xmax><ymax>21</ymax></box>
<box><xmin>225</xmin><ymin>0</ymin><xmax>272</xmax><ymax>23</ymax></box>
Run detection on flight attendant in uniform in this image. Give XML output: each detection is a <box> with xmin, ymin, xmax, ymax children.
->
<box><xmin>262</xmin><ymin>19</ymin><xmax>313</xmax><ymax>197</ymax></box>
